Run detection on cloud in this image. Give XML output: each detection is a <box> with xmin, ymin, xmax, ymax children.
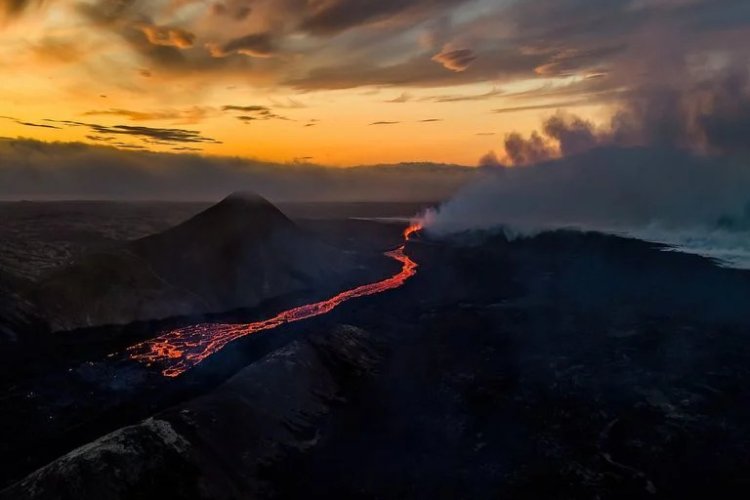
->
<box><xmin>0</xmin><ymin>0</ymin><xmax>45</xmax><ymax>19</ymax></box>
<box><xmin>211</xmin><ymin>1</ymin><xmax>252</xmax><ymax>21</ymax></box>
<box><xmin>385</xmin><ymin>92</ymin><xmax>412</xmax><ymax>103</ymax></box>
<box><xmin>83</xmin><ymin>107</ymin><xmax>215</xmax><ymax>124</ymax></box>
<box><xmin>221</xmin><ymin>104</ymin><xmax>288</xmax><ymax>121</ymax></box>
<box><xmin>0</xmin><ymin>115</ymin><xmax>61</xmax><ymax>129</ymax></box>
<box><xmin>46</xmin><ymin>118</ymin><xmax>220</xmax><ymax>146</ymax></box>
<box><xmin>269</xmin><ymin>97</ymin><xmax>306</xmax><ymax>109</ymax></box>
<box><xmin>297</xmin><ymin>0</ymin><xmax>470</xmax><ymax>36</ymax></box>
<box><xmin>0</xmin><ymin>137</ymin><xmax>475</xmax><ymax>202</ymax></box>
<box><xmin>478</xmin><ymin>150</ymin><xmax>501</xmax><ymax>168</ymax></box>
<box><xmin>431</xmin><ymin>46</ymin><xmax>476</xmax><ymax>72</ymax></box>
<box><xmin>208</xmin><ymin>32</ymin><xmax>275</xmax><ymax>58</ymax></box>
<box><xmin>85</xmin><ymin>124</ymin><xmax>220</xmax><ymax>144</ymax></box>
<box><xmin>495</xmin><ymin>68</ymin><xmax>750</xmax><ymax>165</ymax></box>
<box><xmin>492</xmin><ymin>100</ymin><xmax>594</xmax><ymax>115</ymax></box>
<box><xmin>429</xmin><ymin>87</ymin><xmax>504</xmax><ymax>103</ymax></box>
<box><xmin>137</xmin><ymin>23</ymin><xmax>195</xmax><ymax>49</ymax></box>
<box><xmin>370</xmin><ymin>121</ymin><xmax>400</xmax><ymax>125</ymax></box>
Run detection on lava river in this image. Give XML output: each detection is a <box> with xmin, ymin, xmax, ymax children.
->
<box><xmin>127</xmin><ymin>223</ymin><xmax>422</xmax><ymax>377</ymax></box>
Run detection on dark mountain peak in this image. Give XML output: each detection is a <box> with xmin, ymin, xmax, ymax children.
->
<box><xmin>146</xmin><ymin>192</ymin><xmax>292</xmax><ymax>248</ymax></box>
<box><xmin>221</xmin><ymin>191</ymin><xmax>272</xmax><ymax>205</ymax></box>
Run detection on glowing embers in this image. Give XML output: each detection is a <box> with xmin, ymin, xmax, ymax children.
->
<box><xmin>127</xmin><ymin>223</ymin><xmax>422</xmax><ymax>377</ymax></box>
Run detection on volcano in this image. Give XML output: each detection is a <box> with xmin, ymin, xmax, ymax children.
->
<box><xmin>32</xmin><ymin>192</ymin><xmax>359</xmax><ymax>332</ymax></box>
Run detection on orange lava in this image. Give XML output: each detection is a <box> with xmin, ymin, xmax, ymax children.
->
<box><xmin>127</xmin><ymin>222</ymin><xmax>422</xmax><ymax>377</ymax></box>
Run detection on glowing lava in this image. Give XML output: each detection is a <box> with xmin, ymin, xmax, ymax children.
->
<box><xmin>128</xmin><ymin>222</ymin><xmax>422</xmax><ymax>377</ymax></box>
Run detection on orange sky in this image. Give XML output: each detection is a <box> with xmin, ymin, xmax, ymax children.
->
<box><xmin>0</xmin><ymin>0</ymin><xmax>623</xmax><ymax>166</ymax></box>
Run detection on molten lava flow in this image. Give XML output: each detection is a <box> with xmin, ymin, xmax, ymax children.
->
<box><xmin>128</xmin><ymin>222</ymin><xmax>422</xmax><ymax>377</ymax></box>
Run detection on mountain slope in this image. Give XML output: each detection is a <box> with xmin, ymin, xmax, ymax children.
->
<box><xmin>32</xmin><ymin>192</ymin><xmax>359</xmax><ymax>331</ymax></box>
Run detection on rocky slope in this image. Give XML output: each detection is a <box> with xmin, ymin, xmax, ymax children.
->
<box><xmin>4</xmin><ymin>228</ymin><xmax>750</xmax><ymax>499</ymax></box>
<box><xmin>0</xmin><ymin>269</ymin><xmax>41</xmax><ymax>344</ymax></box>
<box><xmin>1</xmin><ymin>325</ymin><xmax>381</xmax><ymax>500</ymax></box>
<box><xmin>31</xmin><ymin>193</ymin><xmax>359</xmax><ymax>332</ymax></box>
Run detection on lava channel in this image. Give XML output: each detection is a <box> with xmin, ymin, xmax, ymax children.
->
<box><xmin>127</xmin><ymin>222</ymin><xmax>422</xmax><ymax>377</ymax></box>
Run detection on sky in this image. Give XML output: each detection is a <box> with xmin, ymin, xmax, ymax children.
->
<box><xmin>1</xmin><ymin>0</ymin><xmax>749</xmax><ymax>167</ymax></box>
<box><xmin>0</xmin><ymin>0</ymin><xmax>740</xmax><ymax>167</ymax></box>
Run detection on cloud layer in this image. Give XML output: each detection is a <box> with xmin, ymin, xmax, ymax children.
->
<box><xmin>6</xmin><ymin>0</ymin><xmax>749</xmax><ymax>93</ymax></box>
<box><xmin>0</xmin><ymin>137</ymin><xmax>474</xmax><ymax>201</ymax></box>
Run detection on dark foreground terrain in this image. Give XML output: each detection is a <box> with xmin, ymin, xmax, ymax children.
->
<box><xmin>1</xmin><ymin>201</ymin><xmax>750</xmax><ymax>499</ymax></box>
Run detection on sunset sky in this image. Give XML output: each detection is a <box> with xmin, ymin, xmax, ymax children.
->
<box><xmin>1</xmin><ymin>0</ymin><xmax>749</xmax><ymax>166</ymax></box>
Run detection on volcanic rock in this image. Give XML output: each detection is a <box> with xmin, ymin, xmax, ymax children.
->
<box><xmin>0</xmin><ymin>325</ymin><xmax>381</xmax><ymax>500</ymax></box>
<box><xmin>31</xmin><ymin>192</ymin><xmax>358</xmax><ymax>331</ymax></box>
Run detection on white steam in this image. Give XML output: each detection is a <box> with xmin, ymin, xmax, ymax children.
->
<box><xmin>423</xmin><ymin>147</ymin><xmax>750</xmax><ymax>268</ymax></box>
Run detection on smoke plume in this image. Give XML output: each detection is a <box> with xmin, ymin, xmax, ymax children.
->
<box><xmin>425</xmin><ymin>146</ymin><xmax>750</xmax><ymax>268</ymax></box>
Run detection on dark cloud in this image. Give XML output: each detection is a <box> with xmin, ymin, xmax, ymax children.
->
<box><xmin>45</xmin><ymin>118</ymin><xmax>220</xmax><ymax>145</ymax></box>
<box><xmin>222</xmin><ymin>105</ymin><xmax>270</xmax><ymax>112</ymax></box>
<box><xmin>418</xmin><ymin>118</ymin><xmax>443</xmax><ymax>122</ymax></box>
<box><xmin>0</xmin><ymin>137</ymin><xmax>474</xmax><ymax>202</ymax></box>
<box><xmin>0</xmin><ymin>116</ymin><xmax>61</xmax><ymax>129</ymax></box>
<box><xmin>370</xmin><ymin>121</ymin><xmax>400</xmax><ymax>125</ymax></box>
<box><xmin>86</xmin><ymin>135</ymin><xmax>114</xmax><ymax>142</ymax></box>
<box><xmin>85</xmin><ymin>124</ymin><xmax>220</xmax><ymax>144</ymax></box>
<box><xmin>298</xmin><ymin>0</ymin><xmax>470</xmax><ymax>35</ymax></box>
<box><xmin>478</xmin><ymin>150</ymin><xmax>501</xmax><ymax>168</ymax></box>
<box><xmin>77</xmin><ymin>0</ymin><xmax>247</xmax><ymax>73</ymax></box>
<box><xmin>14</xmin><ymin>121</ymin><xmax>61</xmax><ymax>129</ymax></box>
<box><xmin>222</xmin><ymin>105</ymin><xmax>288</xmax><ymax>121</ymax></box>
